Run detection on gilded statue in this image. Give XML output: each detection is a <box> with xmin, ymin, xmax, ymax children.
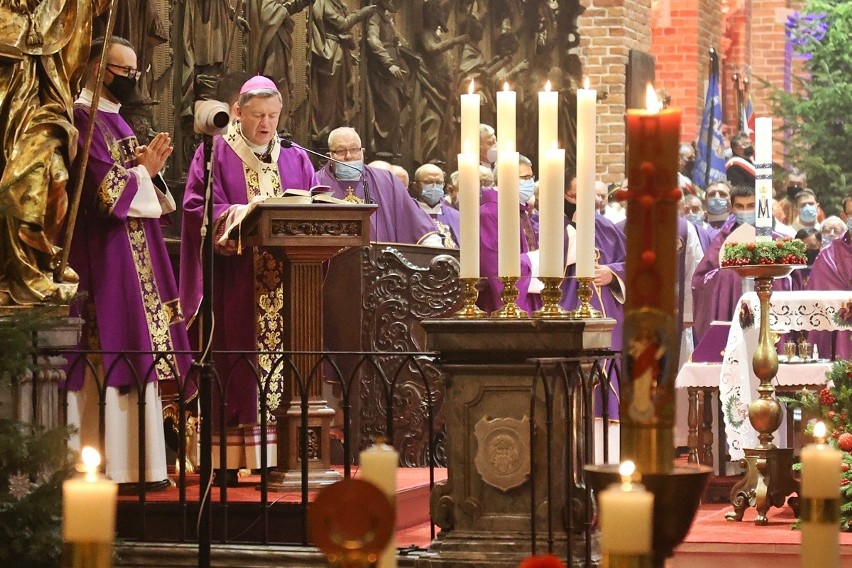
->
<box><xmin>309</xmin><ymin>0</ymin><xmax>377</xmax><ymax>145</ymax></box>
<box><xmin>0</xmin><ymin>0</ymin><xmax>107</xmax><ymax>306</ymax></box>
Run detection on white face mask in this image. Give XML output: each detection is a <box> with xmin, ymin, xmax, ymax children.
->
<box><xmin>486</xmin><ymin>145</ymin><xmax>498</xmax><ymax>164</ymax></box>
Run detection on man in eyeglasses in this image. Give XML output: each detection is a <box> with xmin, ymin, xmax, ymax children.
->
<box><xmin>312</xmin><ymin>126</ymin><xmax>441</xmax><ymax>245</ymax></box>
<box><xmin>66</xmin><ymin>36</ymin><xmax>191</xmax><ymax>490</ymax></box>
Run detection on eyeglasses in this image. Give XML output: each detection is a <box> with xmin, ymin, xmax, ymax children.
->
<box><xmin>519</xmin><ymin>174</ymin><xmax>534</xmax><ymax>181</ymax></box>
<box><xmin>330</xmin><ymin>147</ymin><xmax>364</xmax><ymax>159</ymax></box>
<box><xmin>106</xmin><ymin>63</ymin><xmax>142</xmax><ymax>81</ymax></box>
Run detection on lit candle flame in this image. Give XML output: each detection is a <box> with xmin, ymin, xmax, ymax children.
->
<box><xmin>583</xmin><ymin>76</ymin><xmax>590</xmax><ymax>90</ymax></box>
<box><xmin>619</xmin><ymin>460</ymin><xmax>637</xmax><ymax>487</ymax></box>
<box><xmin>468</xmin><ymin>79</ymin><xmax>475</xmax><ymax>95</ymax></box>
<box><xmin>503</xmin><ymin>82</ymin><xmax>510</xmax><ymax>92</ymax></box>
<box><xmin>544</xmin><ymin>80</ymin><xmax>552</xmax><ymax>92</ymax></box>
<box><xmin>645</xmin><ymin>83</ymin><xmax>661</xmax><ymax>112</ymax></box>
<box><xmin>813</xmin><ymin>421</ymin><xmax>827</xmax><ymax>444</ymax></box>
<box><xmin>81</xmin><ymin>446</ymin><xmax>101</xmax><ymax>482</ymax></box>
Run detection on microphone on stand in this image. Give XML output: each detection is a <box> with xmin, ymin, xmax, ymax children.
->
<box><xmin>280</xmin><ymin>134</ymin><xmax>373</xmax><ymax>204</ymax></box>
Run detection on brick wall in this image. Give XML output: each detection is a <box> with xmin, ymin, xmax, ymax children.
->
<box><xmin>580</xmin><ymin>0</ymin><xmax>654</xmax><ymax>185</ymax></box>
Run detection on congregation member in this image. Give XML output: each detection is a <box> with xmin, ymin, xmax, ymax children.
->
<box><xmin>479</xmin><ymin>123</ymin><xmax>497</xmax><ymax>168</ymax></box>
<box><xmin>790</xmin><ymin>188</ymin><xmax>821</xmax><ymax>232</ymax></box>
<box><xmin>391</xmin><ymin>164</ymin><xmax>410</xmax><ymax>189</ymax></box>
<box><xmin>773</xmin><ymin>169</ymin><xmax>807</xmax><ymax>225</ymax></box>
<box><xmin>806</xmin><ymin>196</ymin><xmax>852</xmax><ymax>360</ymax></box>
<box><xmin>410</xmin><ymin>164</ymin><xmax>460</xmax><ymax>247</ymax></box>
<box><xmin>313</xmin><ymin>127</ymin><xmax>441</xmax><ymax>245</ymax></box>
<box><xmin>691</xmin><ymin>185</ymin><xmax>795</xmax><ymax>346</ymax></box>
<box><xmin>180</xmin><ymin>76</ymin><xmax>315</xmax><ymax>483</ymax></box>
<box><xmin>596</xmin><ymin>180</ymin><xmax>625</xmax><ymax>223</ymax></box>
<box><xmin>67</xmin><ymin>36</ymin><xmax>190</xmax><ymax>489</ymax></box>
<box><xmin>518</xmin><ymin>155</ymin><xmax>539</xmax><ymax>250</ymax></box>
<box><xmin>680</xmin><ymin>193</ymin><xmax>714</xmax><ymax>250</ymax></box>
<box><xmin>820</xmin><ymin>215</ymin><xmax>846</xmax><ymax>244</ymax></box>
<box><xmin>477</xmin><ymin>156</ymin><xmax>540</xmax><ymax>314</ymax></box>
<box><xmin>725</xmin><ymin>131</ymin><xmax>755</xmax><ymax>187</ymax></box>
<box><xmin>445</xmin><ymin>170</ymin><xmax>459</xmax><ymax>209</ymax></box>
<box><xmin>704</xmin><ymin>180</ymin><xmax>732</xmax><ymax>230</ymax></box>
<box><xmin>794</xmin><ymin>227</ymin><xmax>822</xmax><ymax>288</ymax></box>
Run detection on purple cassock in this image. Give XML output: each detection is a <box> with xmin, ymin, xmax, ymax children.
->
<box><xmin>806</xmin><ymin>231</ymin><xmax>852</xmax><ymax>360</ymax></box>
<box><xmin>180</xmin><ymin>125</ymin><xmax>315</xmax><ymax>468</ymax></box>
<box><xmin>691</xmin><ymin>216</ymin><xmax>795</xmax><ymax>346</ymax></box>
<box><xmin>67</xmin><ymin>101</ymin><xmax>191</xmax><ymax>392</ymax></box>
<box><xmin>476</xmin><ymin>188</ymin><xmax>540</xmax><ymax>314</ymax></box>
<box><xmin>563</xmin><ymin>214</ymin><xmax>626</xmax><ymax>418</ymax></box>
<box><xmin>313</xmin><ymin>163</ymin><xmax>437</xmax><ymax>243</ymax></box>
<box><xmin>418</xmin><ymin>200</ymin><xmax>461</xmax><ymax>247</ymax></box>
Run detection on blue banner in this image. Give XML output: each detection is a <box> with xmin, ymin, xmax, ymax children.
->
<box><xmin>691</xmin><ymin>52</ymin><xmax>727</xmax><ymax>192</ymax></box>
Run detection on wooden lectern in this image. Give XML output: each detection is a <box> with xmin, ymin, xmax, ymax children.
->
<box><xmin>239</xmin><ymin>202</ymin><xmax>377</xmax><ymax>489</ymax></box>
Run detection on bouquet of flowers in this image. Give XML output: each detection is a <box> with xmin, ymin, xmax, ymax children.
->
<box><xmin>721</xmin><ymin>237</ymin><xmax>807</xmax><ymax>267</ymax></box>
<box><xmin>779</xmin><ymin>359</ymin><xmax>852</xmax><ymax>530</ymax></box>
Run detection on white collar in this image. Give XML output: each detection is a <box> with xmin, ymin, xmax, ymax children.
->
<box><xmin>75</xmin><ymin>88</ymin><xmax>121</xmax><ymax>114</ymax></box>
<box><xmin>418</xmin><ymin>200</ymin><xmax>443</xmax><ymax>215</ymax></box>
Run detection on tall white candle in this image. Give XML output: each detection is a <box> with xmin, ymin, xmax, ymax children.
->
<box><xmin>497</xmin><ymin>151</ymin><xmax>520</xmax><ymax>278</ymax></box>
<box><xmin>599</xmin><ymin>461</ymin><xmax>654</xmax><ymax>556</ymax></box>
<box><xmin>496</xmin><ymin>83</ymin><xmax>516</xmax><ymax>153</ymax></box>
<box><xmin>754</xmin><ymin>116</ymin><xmax>773</xmax><ymax>242</ymax></box>
<box><xmin>539</xmin><ymin>147</ymin><xmax>565</xmax><ymax>278</ymax></box>
<box><xmin>458</xmin><ymin>153</ymin><xmax>480</xmax><ymax>278</ymax></box>
<box><xmin>576</xmin><ymin>79</ymin><xmax>597</xmax><ymax>278</ymax></box>
<box><xmin>800</xmin><ymin>422</ymin><xmax>841</xmax><ymax>568</ymax></box>
<box><xmin>62</xmin><ymin>447</ymin><xmax>118</xmax><ymax>543</ymax></box>
<box><xmin>360</xmin><ymin>440</ymin><xmax>399</xmax><ymax>568</ymax></box>
<box><xmin>460</xmin><ymin>80</ymin><xmax>480</xmax><ymax>163</ymax></box>
<box><xmin>538</xmin><ymin>80</ymin><xmax>558</xmax><ymax>176</ymax></box>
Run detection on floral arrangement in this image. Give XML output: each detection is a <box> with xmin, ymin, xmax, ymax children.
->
<box><xmin>779</xmin><ymin>359</ymin><xmax>852</xmax><ymax>530</ymax></box>
<box><xmin>721</xmin><ymin>238</ymin><xmax>807</xmax><ymax>267</ymax></box>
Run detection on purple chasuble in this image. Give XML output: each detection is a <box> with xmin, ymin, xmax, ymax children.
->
<box><xmin>432</xmin><ymin>203</ymin><xmax>461</xmax><ymax>247</ymax></box>
<box><xmin>67</xmin><ymin>105</ymin><xmax>191</xmax><ymax>391</ymax></box>
<box><xmin>691</xmin><ymin>217</ymin><xmax>794</xmax><ymax>346</ymax></box>
<box><xmin>313</xmin><ymin>163</ymin><xmax>437</xmax><ymax>243</ymax></box>
<box><xmin>806</xmin><ymin>232</ymin><xmax>852</xmax><ymax>360</ymax></box>
<box><xmin>476</xmin><ymin>188</ymin><xmax>540</xmax><ymax>314</ymax></box>
<box><xmin>180</xmin><ymin>133</ymin><xmax>315</xmax><ymax>427</ymax></box>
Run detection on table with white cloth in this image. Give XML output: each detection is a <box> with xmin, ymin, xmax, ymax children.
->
<box><xmin>717</xmin><ymin>290</ymin><xmax>850</xmax><ymax>461</ymax></box>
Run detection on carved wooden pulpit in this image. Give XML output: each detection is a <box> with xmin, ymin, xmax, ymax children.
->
<box><xmin>239</xmin><ymin>202</ymin><xmax>377</xmax><ymax>488</ymax></box>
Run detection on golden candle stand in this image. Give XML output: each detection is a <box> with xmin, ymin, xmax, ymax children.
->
<box><xmin>722</xmin><ymin>264</ymin><xmax>804</xmax><ymax>525</ymax></box>
<box><xmin>532</xmin><ymin>276</ymin><xmax>570</xmax><ymax>318</ymax></box>
<box><xmin>454</xmin><ymin>277</ymin><xmax>487</xmax><ymax>318</ymax></box>
<box><xmin>567</xmin><ymin>276</ymin><xmax>602</xmax><ymax>319</ymax></box>
<box><xmin>492</xmin><ymin>276</ymin><xmax>528</xmax><ymax>318</ymax></box>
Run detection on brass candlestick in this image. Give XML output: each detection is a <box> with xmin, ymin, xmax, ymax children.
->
<box><xmin>722</xmin><ymin>264</ymin><xmax>803</xmax><ymax>525</ymax></box>
<box><xmin>455</xmin><ymin>277</ymin><xmax>487</xmax><ymax>318</ymax></box>
<box><xmin>567</xmin><ymin>276</ymin><xmax>602</xmax><ymax>319</ymax></box>
<box><xmin>532</xmin><ymin>276</ymin><xmax>569</xmax><ymax>318</ymax></box>
<box><xmin>491</xmin><ymin>276</ymin><xmax>528</xmax><ymax>318</ymax></box>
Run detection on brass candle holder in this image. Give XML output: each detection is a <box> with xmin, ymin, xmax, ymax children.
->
<box><xmin>454</xmin><ymin>277</ymin><xmax>487</xmax><ymax>318</ymax></box>
<box><xmin>532</xmin><ymin>276</ymin><xmax>569</xmax><ymax>318</ymax></box>
<box><xmin>567</xmin><ymin>276</ymin><xmax>602</xmax><ymax>319</ymax></box>
<box><xmin>491</xmin><ymin>276</ymin><xmax>528</xmax><ymax>318</ymax></box>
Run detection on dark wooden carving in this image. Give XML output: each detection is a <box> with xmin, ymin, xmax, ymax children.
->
<box><xmin>324</xmin><ymin>245</ymin><xmax>462</xmax><ymax>466</ymax></box>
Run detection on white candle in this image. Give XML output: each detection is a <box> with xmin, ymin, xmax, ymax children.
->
<box><xmin>576</xmin><ymin>79</ymin><xmax>597</xmax><ymax>278</ymax></box>
<box><xmin>539</xmin><ymin>147</ymin><xmax>565</xmax><ymax>278</ymax></box>
<box><xmin>754</xmin><ymin>117</ymin><xmax>773</xmax><ymax>241</ymax></box>
<box><xmin>599</xmin><ymin>461</ymin><xmax>654</xmax><ymax>555</ymax></box>
<box><xmin>461</xmin><ymin>80</ymin><xmax>480</xmax><ymax>165</ymax></box>
<box><xmin>62</xmin><ymin>447</ymin><xmax>118</xmax><ymax>543</ymax></box>
<box><xmin>497</xmin><ymin>151</ymin><xmax>520</xmax><ymax>278</ymax></box>
<box><xmin>458</xmin><ymin>152</ymin><xmax>480</xmax><ymax>278</ymax></box>
<box><xmin>538</xmin><ymin>80</ymin><xmax>558</xmax><ymax>176</ymax></box>
<box><xmin>360</xmin><ymin>440</ymin><xmax>399</xmax><ymax>568</ymax></box>
<box><xmin>496</xmin><ymin>83</ymin><xmax>516</xmax><ymax>153</ymax></box>
<box><xmin>800</xmin><ymin>422</ymin><xmax>841</xmax><ymax>568</ymax></box>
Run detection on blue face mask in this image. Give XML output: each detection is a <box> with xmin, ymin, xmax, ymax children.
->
<box><xmin>706</xmin><ymin>197</ymin><xmax>729</xmax><ymax>216</ymax></box>
<box><xmin>685</xmin><ymin>212</ymin><xmax>704</xmax><ymax>226</ymax></box>
<box><xmin>335</xmin><ymin>160</ymin><xmax>363</xmax><ymax>180</ymax></box>
<box><xmin>799</xmin><ymin>204</ymin><xmax>818</xmax><ymax>223</ymax></box>
<box><xmin>420</xmin><ymin>183</ymin><xmax>445</xmax><ymax>207</ymax></box>
<box><xmin>735</xmin><ymin>210</ymin><xmax>756</xmax><ymax>226</ymax></box>
<box><xmin>519</xmin><ymin>179</ymin><xmax>536</xmax><ymax>204</ymax></box>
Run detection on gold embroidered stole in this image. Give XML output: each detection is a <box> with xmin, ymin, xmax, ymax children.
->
<box><xmin>226</xmin><ymin>125</ymin><xmax>286</xmax><ymax>422</ymax></box>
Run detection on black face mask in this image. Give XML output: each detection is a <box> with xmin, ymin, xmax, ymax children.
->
<box><xmin>787</xmin><ymin>186</ymin><xmax>801</xmax><ymax>201</ymax></box>
<box><xmin>743</xmin><ymin>146</ymin><xmax>754</xmax><ymax>158</ymax></box>
<box><xmin>105</xmin><ymin>74</ymin><xmax>137</xmax><ymax>105</ymax></box>
<box><xmin>683</xmin><ymin>158</ymin><xmax>695</xmax><ymax>175</ymax></box>
<box><xmin>806</xmin><ymin>249</ymin><xmax>820</xmax><ymax>265</ymax></box>
<box><xmin>564</xmin><ymin>199</ymin><xmax>577</xmax><ymax>222</ymax></box>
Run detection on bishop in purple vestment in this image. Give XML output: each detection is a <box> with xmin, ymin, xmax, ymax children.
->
<box><xmin>180</xmin><ymin>77</ymin><xmax>315</xmax><ymax>472</ymax></box>
<box><xmin>806</xmin><ymin>214</ymin><xmax>852</xmax><ymax>360</ymax></box>
<box><xmin>67</xmin><ymin>38</ymin><xmax>191</xmax><ymax>484</ymax></box>
<box><xmin>312</xmin><ymin>127</ymin><xmax>440</xmax><ymax>245</ymax></box>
